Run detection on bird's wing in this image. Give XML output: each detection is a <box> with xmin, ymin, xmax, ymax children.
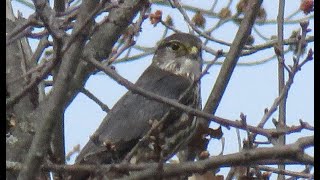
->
<box><xmin>75</xmin><ymin>66</ymin><xmax>193</xmax><ymax>164</ymax></box>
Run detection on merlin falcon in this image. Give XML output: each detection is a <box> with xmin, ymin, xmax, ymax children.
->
<box><xmin>71</xmin><ymin>33</ymin><xmax>202</xmax><ymax>179</ymax></box>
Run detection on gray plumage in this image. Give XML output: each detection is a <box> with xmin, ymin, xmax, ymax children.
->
<box><xmin>71</xmin><ymin>33</ymin><xmax>202</xmax><ymax>179</ymax></box>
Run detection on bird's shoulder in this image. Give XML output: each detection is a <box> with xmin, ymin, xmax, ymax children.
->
<box><xmin>97</xmin><ymin>65</ymin><xmax>194</xmax><ymax>138</ymax></box>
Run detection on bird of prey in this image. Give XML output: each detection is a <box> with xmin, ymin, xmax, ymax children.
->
<box><xmin>71</xmin><ymin>33</ymin><xmax>202</xmax><ymax>179</ymax></box>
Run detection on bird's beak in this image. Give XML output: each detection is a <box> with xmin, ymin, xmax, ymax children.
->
<box><xmin>189</xmin><ymin>46</ymin><xmax>199</xmax><ymax>55</ymax></box>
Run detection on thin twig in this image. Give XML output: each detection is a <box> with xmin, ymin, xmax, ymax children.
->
<box><xmin>6</xmin><ymin>13</ymin><xmax>40</xmax><ymax>46</ymax></box>
<box><xmin>6</xmin><ymin>56</ymin><xmax>60</xmax><ymax>109</ymax></box>
<box><xmin>253</xmin><ymin>22</ymin><xmax>313</xmax><ymax>143</ymax></box>
<box><xmin>152</xmin><ymin>0</ymin><xmax>313</xmax><ymax>25</ymax></box>
<box><xmin>173</xmin><ymin>0</ymin><xmax>233</xmax><ymax>47</ymax></box>
<box><xmin>275</xmin><ymin>6</ymin><xmax>286</xmax><ymax>179</ymax></box>
<box><xmin>81</xmin><ymin>88</ymin><xmax>110</xmax><ymax>112</ymax></box>
<box><xmin>258</xmin><ymin>165</ymin><xmax>312</xmax><ymax>178</ymax></box>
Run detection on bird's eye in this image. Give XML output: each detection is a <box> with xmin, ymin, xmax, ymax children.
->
<box><xmin>170</xmin><ymin>43</ymin><xmax>180</xmax><ymax>51</ymax></box>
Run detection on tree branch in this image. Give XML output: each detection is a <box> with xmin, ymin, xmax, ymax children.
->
<box><xmin>84</xmin><ymin>55</ymin><xmax>308</xmax><ymax>138</ymax></box>
<box><xmin>6</xmin><ymin>136</ymin><xmax>313</xmax><ymax>179</ymax></box>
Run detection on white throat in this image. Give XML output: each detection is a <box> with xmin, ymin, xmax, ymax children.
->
<box><xmin>155</xmin><ymin>58</ymin><xmax>200</xmax><ymax>81</ymax></box>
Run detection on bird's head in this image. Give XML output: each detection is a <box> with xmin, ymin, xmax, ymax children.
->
<box><xmin>152</xmin><ymin>33</ymin><xmax>202</xmax><ymax>81</ymax></box>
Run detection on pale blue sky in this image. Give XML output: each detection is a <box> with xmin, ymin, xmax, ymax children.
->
<box><xmin>11</xmin><ymin>0</ymin><xmax>314</xmax><ymax>177</ymax></box>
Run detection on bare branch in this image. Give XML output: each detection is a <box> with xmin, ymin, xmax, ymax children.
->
<box><xmin>84</xmin><ymin>55</ymin><xmax>309</xmax><ymax>138</ymax></box>
<box><xmin>6</xmin><ymin>136</ymin><xmax>313</xmax><ymax>179</ymax></box>
<box><xmin>81</xmin><ymin>88</ymin><xmax>110</xmax><ymax>113</ymax></box>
